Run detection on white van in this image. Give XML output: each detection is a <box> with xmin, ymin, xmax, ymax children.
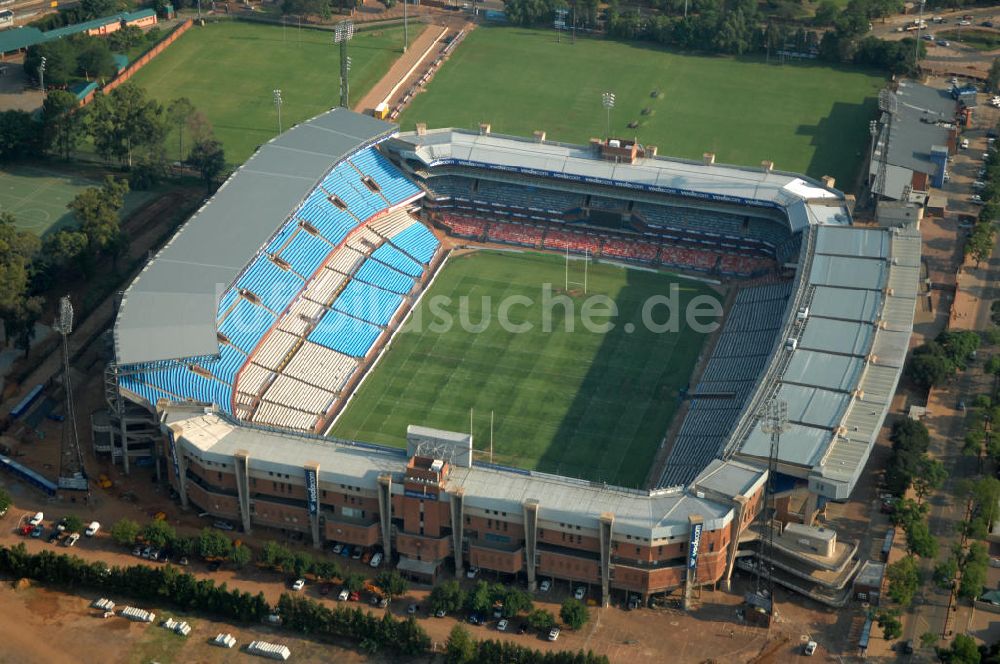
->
<box><xmin>85</xmin><ymin>521</ymin><xmax>100</xmax><ymax>536</ymax></box>
<box><xmin>29</xmin><ymin>512</ymin><xmax>44</xmax><ymax>526</ymax></box>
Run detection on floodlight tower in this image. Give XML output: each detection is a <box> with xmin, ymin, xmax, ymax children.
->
<box><xmin>334</xmin><ymin>21</ymin><xmax>355</xmax><ymax>109</ymax></box>
<box><xmin>55</xmin><ymin>296</ymin><xmax>88</xmax><ymax>497</ymax></box>
<box><xmin>873</xmin><ymin>89</ymin><xmax>897</xmax><ymax>204</ymax></box>
<box><xmin>39</xmin><ymin>56</ymin><xmax>46</xmax><ymax>94</ymax></box>
<box><xmin>273</xmin><ymin>89</ymin><xmax>283</xmax><ymax>134</ymax></box>
<box><xmin>868</xmin><ymin>120</ymin><xmax>879</xmax><ymax>203</ymax></box>
<box><xmin>602</xmin><ymin>91</ymin><xmax>615</xmax><ymax>139</ymax></box>
<box><xmin>914</xmin><ymin>0</ymin><xmax>926</xmax><ymax>67</ymax></box>
<box><xmin>756</xmin><ymin>398</ymin><xmax>788</xmax><ymax>606</ymax></box>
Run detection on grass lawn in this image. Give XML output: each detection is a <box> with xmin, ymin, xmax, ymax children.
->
<box><xmin>129</xmin><ymin>20</ymin><xmax>407</xmax><ymax>165</ymax></box>
<box><xmin>938</xmin><ymin>29</ymin><xmax>1000</xmax><ymax>51</ymax></box>
<box><xmin>0</xmin><ymin>164</ymin><xmax>155</xmax><ymax>236</ymax></box>
<box><xmin>401</xmin><ymin>26</ymin><xmax>886</xmax><ymax>189</ymax></box>
<box><xmin>330</xmin><ymin>250</ymin><xmax>715</xmax><ymax>488</ymax></box>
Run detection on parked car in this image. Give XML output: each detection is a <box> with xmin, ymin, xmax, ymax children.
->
<box><xmin>213</xmin><ymin>520</ymin><xmax>234</xmax><ymax>531</ymax></box>
<box><xmin>973</xmin><ymin>181</ymin><xmax>986</xmax><ymax>189</ymax></box>
<box><xmin>178</xmin><ymin>556</ymin><xmax>190</xmax><ymax>566</ymax></box>
<box><xmin>55</xmin><ymin>518</ymin><xmax>67</xmax><ymax>533</ymax></box>
<box><xmin>207</xmin><ymin>560</ymin><xmax>222</xmax><ymax>572</ymax></box>
<box><xmin>407</xmin><ymin>603</ymin><xmax>418</xmax><ymax>615</ymax></box>
<box><xmin>468</xmin><ymin>612</ymin><xmax>484</xmax><ymax>625</ymax></box>
<box><xmin>85</xmin><ymin>521</ymin><xmax>100</xmax><ymax>537</ymax></box>
<box><xmin>921</xmin><ymin>33</ymin><xmax>935</xmax><ymax>40</ymax></box>
<box><xmin>340</xmin><ymin>546</ymin><xmax>352</xmax><ymax>558</ymax></box>
<box><xmin>574</xmin><ymin>587</ymin><xmax>586</xmax><ymax>600</ymax></box>
<box><xmin>349</xmin><ymin>591</ymin><xmax>360</xmax><ymax>602</ymax></box>
<box><xmin>937</xmin><ymin>39</ymin><xmax>950</xmax><ymax>47</ymax></box>
<box><xmin>132</xmin><ymin>545</ymin><xmax>142</xmax><ymax>556</ymax></box>
<box><xmin>369</xmin><ymin>552</ymin><xmax>383</xmax><ymax>568</ymax></box>
<box><xmin>351</xmin><ymin>548</ymin><xmax>363</xmax><ymax>560</ymax></box>
<box><xmin>361</xmin><ymin>551</ymin><xmax>372</xmax><ymax>564</ymax></box>
<box><xmin>548</xmin><ymin>627</ymin><xmax>560</xmax><ymax>642</ymax></box>
<box><xmin>435</xmin><ymin>609</ymin><xmax>446</xmax><ymax>618</ymax></box>
<box><xmin>497</xmin><ymin>619</ymin><xmax>509</xmax><ymax>632</ymax></box>
<box><xmin>971</xmin><ymin>195</ymin><xmax>985</xmax><ymax>204</ymax></box>
<box><xmin>29</xmin><ymin>512</ymin><xmax>44</xmax><ymax>526</ymax></box>
<box><xmin>466</xmin><ymin>567</ymin><xmax>480</xmax><ymax>579</ymax></box>
<box><xmin>377</xmin><ymin>597</ymin><xmax>388</xmax><ymax>608</ymax></box>
<box><xmin>959</xmin><ymin>19</ymin><xmax>972</xmax><ymax>25</ymax></box>
<box><xmin>65</xmin><ymin>533</ymin><xmax>80</xmax><ymax>547</ymax></box>
<box><xmin>517</xmin><ymin>622</ymin><xmax>528</xmax><ymax>634</ymax></box>
<box><xmin>30</xmin><ymin>525</ymin><xmax>44</xmax><ymax>538</ymax></box>
<box><xmin>961</xmin><ymin>138</ymin><xmax>970</xmax><ymax>149</ymax></box>
<box><xmin>983</xmin><ymin>20</ymin><xmax>995</xmax><ymax>27</ymax></box>
<box><xmin>141</xmin><ymin>546</ymin><xmax>152</xmax><ymax>559</ymax></box>
<box><xmin>539</xmin><ymin>580</ymin><xmax>551</xmax><ymax>592</ymax></box>
<box><xmin>47</xmin><ymin>530</ymin><xmax>61</xmax><ymax>544</ymax></box>
<box><xmin>337</xmin><ymin>589</ymin><xmax>350</xmax><ymax>601</ymax></box>
<box><xmin>292</xmin><ymin>578</ymin><xmax>306</xmax><ymax>591</ymax></box>
<box><xmin>803</xmin><ymin>641</ymin><xmax>818</xmax><ymax>656</ymax></box>
<box><xmin>332</xmin><ymin>543</ymin><xmax>344</xmax><ymax>554</ymax></box>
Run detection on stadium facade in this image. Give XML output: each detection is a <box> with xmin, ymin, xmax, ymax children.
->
<box><xmin>102</xmin><ymin>110</ymin><xmax>919</xmax><ymax>603</ymax></box>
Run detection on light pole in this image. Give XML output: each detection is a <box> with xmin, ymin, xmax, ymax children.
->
<box><xmin>403</xmin><ymin>0</ymin><xmax>408</xmax><ymax>53</ymax></box>
<box><xmin>334</xmin><ymin>21</ymin><xmax>355</xmax><ymax>108</ymax></box>
<box><xmin>602</xmin><ymin>91</ymin><xmax>615</xmax><ymax>139</ymax></box>
<box><xmin>914</xmin><ymin>0</ymin><xmax>926</xmax><ymax>68</ymax></box>
<box><xmin>38</xmin><ymin>56</ymin><xmax>46</xmax><ymax>94</ymax></box>
<box><xmin>868</xmin><ymin>120</ymin><xmax>879</xmax><ymax>202</ymax></box>
<box><xmin>273</xmin><ymin>89</ymin><xmax>283</xmax><ymax>134</ymax></box>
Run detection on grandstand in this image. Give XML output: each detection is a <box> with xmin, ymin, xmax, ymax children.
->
<box><xmin>114</xmin><ymin>109</ymin><xmax>437</xmax><ymax>434</ymax></box>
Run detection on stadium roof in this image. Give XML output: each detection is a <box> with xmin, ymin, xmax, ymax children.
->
<box><xmin>732</xmin><ymin>225</ymin><xmax>920</xmax><ymax>499</ymax></box>
<box><xmin>393</xmin><ymin>129</ymin><xmax>850</xmax><ymax>233</ymax></box>
<box><xmin>163</xmin><ymin>407</ymin><xmax>765</xmax><ymax>540</ymax></box>
<box><xmin>114</xmin><ymin>108</ymin><xmax>396</xmax><ymax>366</ymax></box>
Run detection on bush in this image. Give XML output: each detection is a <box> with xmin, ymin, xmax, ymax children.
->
<box><xmin>560</xmin><ymin>598</ymin><xmax>590</xmax><ymax>629</ymax></box>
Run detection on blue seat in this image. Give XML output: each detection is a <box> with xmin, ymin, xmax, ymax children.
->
<box><xmin>236</xmin><ymin>256</ymin><xmax>303</xmax><ymax>313</ymax></box>
<box><xmin>219</xmin><ymin>298</ymin><xmax>275</xmax><ymax>354</ymax></box>
<box><xmin>349</xmin><ymin>148</ymin><xmax>422</xmax><ymax>206</ymax></box>
<box><xmin>390</xmin><ymin>222</ymin><xmax>440</xmax><ymax>264</ymax></box>
<box><xmin>354</xmin><ymin>259</ymin><xmax>415</xmax><ymax>294</ymax></box>
<box><xmin>371</xmin><ymin>243</ymin><xmax>422</xmax><ymax>277</ymax></box>
<box><xmin>280</xmin><ymin>228</ymin><xmax>332</xmax><ymax>277</ymax></box>
<box><xmin>332</xmin><ymin>280</ymin><xmax>402</xmax><ymax>326</ymax></box>
<box><xmin>307</xmin><ymin>310</ymin><xmax>382</xmax><ymax>357</ymax></box>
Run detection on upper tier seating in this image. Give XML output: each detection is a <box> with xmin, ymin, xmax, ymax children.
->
<box><xmin>371</xmin><ymin>243</ymin><xmax>423</xmax><ymax>276</ymax></box>
<box><xmin>355</xmin><ymin>259</ymin><xmax>416</xmax><ymax>295</ymax></box>
<box><xmin>349</xmin><ymin>148</ymin><xmax>423</xmax><ymax>206</ymax></box>
<box><xmin>279</xmin><ymin>227</ymin><xmax>332</xmax><ymax>278</ymax></box>
<box><xmin>307</xmin><ymin>310</ymin><xmax>383</xmax><ymax>357</ymax></box>
<box><xmin>391</xmin><ymin>222</ymin><xmax>440</xmax><ymax>264</ymax></box>
<box><xmin>237</xmin><ymin>257</ymin><xmax>303</xmax><ymax>314</ymax></box>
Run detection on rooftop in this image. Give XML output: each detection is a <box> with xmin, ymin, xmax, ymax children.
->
<box><xmin>114</xmin><ymin>108</ymin><xmax>396</xmax><ymax>366</ymax></box>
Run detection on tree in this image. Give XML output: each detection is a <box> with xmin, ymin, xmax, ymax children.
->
<box><xmin>110</xmin><ymin>518</ymin><xmax>140</xmax><ymax>547</ymax></box>
<box><xmin>465</xmin><ymin>580</ymin><xmax>493</xmax><ymax>614</ymax></box>
<box><xmin>166</xmin><ymin>97</ymin><xmax>195</xmax><ymax>162</ymax></box>
<box><xmin>229</xmin><ymin>543</ymin><xmax>252</xmax><ymax>568</ymax></box>
<box><xmin>500</xmin><ymin>587</ymin><xmax>533</xmax><ymax>617</ymax></box>
<box><xmin>141</xmin><ymin>519</ymin><xmax>175</xmax><ymax>549</ymax></box>
<box><xmin>886</xmin><ymin>555</ymin><xmax>920</xmax><ymax>607</ymax></box>
<box><xmin>198</xmin><ymin>527</ymin><xmax>231</xmax><ymax>560</ymax></box>
<box><xmin>959</xmin><ymin>543</ymin><xmax>989</xmax><ymax>601</ymax></box>
<box><xmin>187</xmin><ymin>138</ymin><xmax>226</xmax><ymax>192</ymax></box>
<box><xmin>79</xmin><ymin>0</ymin><xmax>125</xmax><ymax>20</ymax></box>
<box><xmin>526</xmin><ymin>608</ymin><xmax>556</xmax><ymax>632</ymax></box>
<box><xmin>68</xmin><ymin>176</ymin><xmax>129</xmax><ymax>256</ymax></box>
<box><xmin>907</xmin><ymin>345</ymin><xmax>955</xmax><ymax>390</ymax></box>
<box><xmin>937</xmin><ymin>633</ymin><xmax>981</xmax><ymax>664</ymax></box>
<box><xmin>374</xmin><ymin>570</ymin><xmax>408</xmax><ymax>601</ymax></box>
<box><xmin>813</xmin><ymin>0</ymin><xmax>838</xmax><ymax>25</ymax></box>
<box><xmin>905</xmin><ymin>518</ymin><xmax>938</xmax><ymax>559</ymax></box>
<box><xmin>938</xmin><ymin>330</ymin><xmax>981</xmax><ymax>370</ymax></box>
<box><xmin>921</xmin><ymin>631</ymin><xmax>938</xmax><ymax>649</ymax></box>
<box><xmin>88</xmin><ymin>82</ymin><xmax>166</xmax><ymax>168</ymax></box>
<box><xmin>0</xmin><ymin>487</ymin><xmax>10</xmax><ymax>514</ymax></box>
<box><xmin>74</xmin><ymin>36</ymin><xmax>115</xmax><ymax>80</ymax></box>
<box><xmin>429</xmin><ymin>580</ymin><xmax>466</xmax><ymax>614</ymax></box>
<box><xmin>63</xmin><ymin>515</ymin><xmax>84</xmax><ymax>534</ymax></box>
<box><xmin>41</xmin><ymin>90</ymin><xmax>82</xmax><ymax>160</ymax></box>
<box><xmin>0</xmin><ymin>211</ymin><xmax>41</xmax><ymax>344</ymax></box>
<box><xmin>0</xmin><ymin>110</ymin><xmax>41</xmax><ymax>162</ymax></box>
<box><xmin>988</xmin><ymin>57</ymin><xmax>1000</xmax><ymax>93</ymax></box>
<box><xmin>343</xmin><ymin>572</ymin><xmax>366</xmax><ymax>593</ymax></box>
<box><xmin>876</xmin><ymin>609</ymin><xmax>902</xmax><ymax>640</ymax></box>
<box><xmin>25</xmin><ymin>40</ymin><xmax>76</xmax><ymax>88</ymax></box>
<box><xmin>933</xmin><ymin>556</ymin><xmax>958</xmax><ymax>590</ymax></box>
<box><xmin>445</xmin><ymin>624</ymin><xmax>476</xmax><ymax>664</ymax></box>
<box><xmin>912</xmin><ymin>456</ymin><xmax>946</xmax><ymax>504</ymax></box>
<box><xmin>560</xmin><ymin>598</ymin><xmax>590</xmax><ymax>630</ymax></box>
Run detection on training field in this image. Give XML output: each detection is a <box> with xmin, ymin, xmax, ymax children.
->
<box><xmin>401</xmin><ymin>27</ymin><xmax>885</xmax><ymax>189</ymax></box>
<box><xmin>331</xmin><ymin>250</ymin><xmax>716</xmax><ymax>487</ymax></box>
<box><xmin>0</xmin><ymin>165</ymin><xmax>153</xmax><ymax>236</ymax></box>
<box><xmin>129</xmin><ymin>21</ymin><xmax>406</xmax><ymax>165</ymax></box>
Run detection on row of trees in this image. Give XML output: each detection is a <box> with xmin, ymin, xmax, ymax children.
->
<box><xmin>446</xmin><ymin>624</ymin><xmax>609</xmax><ymax>664</ymax></box>
<box><xmin>964</xmin><ymin>150</ymin><xmax>1000</xmax><ymax>268</ymax></box>
<box><xmin>885</xmin><ymin>419</ymin><xmax>946</xmax><ymax>498</ymax></box>
<box><xmin>907</xmin><ymin>330</ymin><xmax>981</xmax><ymax>390</ymax></box>
<box><xmin>110</xmin><ymin>517</ymin><xmax>253</xmax><ymax>567</ymax></box>
<box><xmin>25</xmin><ymin>35</ymin><xmax>119</xmax><ymax>89</ymax></box>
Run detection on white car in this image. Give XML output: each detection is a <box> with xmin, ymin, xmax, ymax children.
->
<box><xmin>573</xmin><ymin>586</ymin><xmax>586</xmax><ymax>600</ymax></box>
<box><xmin>959</xmin><ymin>19</ymin><xmax>972</xmax><ymax>25</ymax></box>
<box><xmin>548</xmin><ymin>627</ymin><xmax>560</xmax><ymax>642</ymax></box>
<box><xmin>29</xmin><ymin>512</ymin><xmax>44</xmax><ymax>526</ymax></box>
<box><xmin>961</xmin><ymin>138</ymin><xmax>970</xmax><ymax>149</ymax></box>
<box><xmin>64</xmin><ymin>533</ymin><xmax>80</xmax><ymax>547</ymax></box>
<box><xmin>971</xmin><ymin>194</ymin><xmax>985</xmax><ymax>204</ymax></box>
<box><xmin>803</xmin><ymin>640</ymin><xmax>818</xmax><ymax>656</ymax></box>
<box><xmin>84</xmin><ymin>521</ymin><xmax>100</xmax><ymax>537</ymax></box>
<box><xmin>292</xmin><ymin>578</ymin><xmax>306</xmax><ymax>591</ymax></box>
<box><xmin>497</xmin><ymin>619</ymin><xmax>508</xmax><ymax>632</ymax></box>
<box><xmin>539</xmin><ymin>579</ymin><xmax>551</xmax><ymax>592</ymax></box>
<box><xmin>466</xmin><ymin>567</ymin><xmax>480</xmax><ymax>579</ymax></box>
<box><xmin>369</xmin><ymin>552</ymin><xmax>383</xmax><ymax>568</ymax></box>
<box><xmin>337</xmin><ymin>589</ymin><xmax>350</xmax><ymax>601</ymax></box>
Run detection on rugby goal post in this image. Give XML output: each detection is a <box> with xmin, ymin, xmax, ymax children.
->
<box><xmin>564</xmin><ymin>246</ymin><xmax>589</xmax><ymax>294</ymax></box>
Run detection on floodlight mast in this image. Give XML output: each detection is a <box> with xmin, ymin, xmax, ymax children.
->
<box><xmin>756</xmin><ymin>398</ymin><xmax>788</xmax><ymax>607</ymax></box>
<box><xmin>273</xmin><ymin>89</ymin><xmax>283</xmax><ymax>134</ymax></box>
<box><xmin>334</xmin><ymin>21</ymin><xmax>355</xmax><ymax>108</ymax></box>
<box><xmin>56</xmin><ymin>295</ymin><xmax>88</xmax><ymax>498</ymax></box>
<box><xmin>39</xmin><ymin>56</ymin><xmax>46</xmax><ymax>94</ymax></box>
<box><xmin>602</xmin><ymin>91</ymin><xmax>615</xmax><ymax>139</ymax></box>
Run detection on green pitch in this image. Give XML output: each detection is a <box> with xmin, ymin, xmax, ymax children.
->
<box><xmin>402</xmin><ymin>26</ymin><xmax>886</xmax><ymax>190</ymax></box>
<box><xmin>331</xmin><ymin>250</ymin><xmax>716</xmax><ymax>488</ymax></box>
<box><xmin>0</xmin><ymin>164</ymin><xmax>153</xmax><ymax>236</ymax></box>
<box><xmin>129</xmin><ymin>21</ymin><xmax>406</xmax><ymax>165</ymax></box>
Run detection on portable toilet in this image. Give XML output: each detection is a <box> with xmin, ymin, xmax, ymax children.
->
<box><xmin>374</xmin><ymin>103</ymin><xmax>389</xmax><ymax>120</ymax></box>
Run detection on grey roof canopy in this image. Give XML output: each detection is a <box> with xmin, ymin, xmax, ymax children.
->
<box><xmin>114</xmin><ymin>109</ymin><xmax>396</xmax><ymax>366</ymax></box>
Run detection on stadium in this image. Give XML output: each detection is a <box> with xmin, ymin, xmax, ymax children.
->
<box><xmin>100</xmin><ymin>108</ymin><xmax>920</xmax><ymax>605</ymax></box>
